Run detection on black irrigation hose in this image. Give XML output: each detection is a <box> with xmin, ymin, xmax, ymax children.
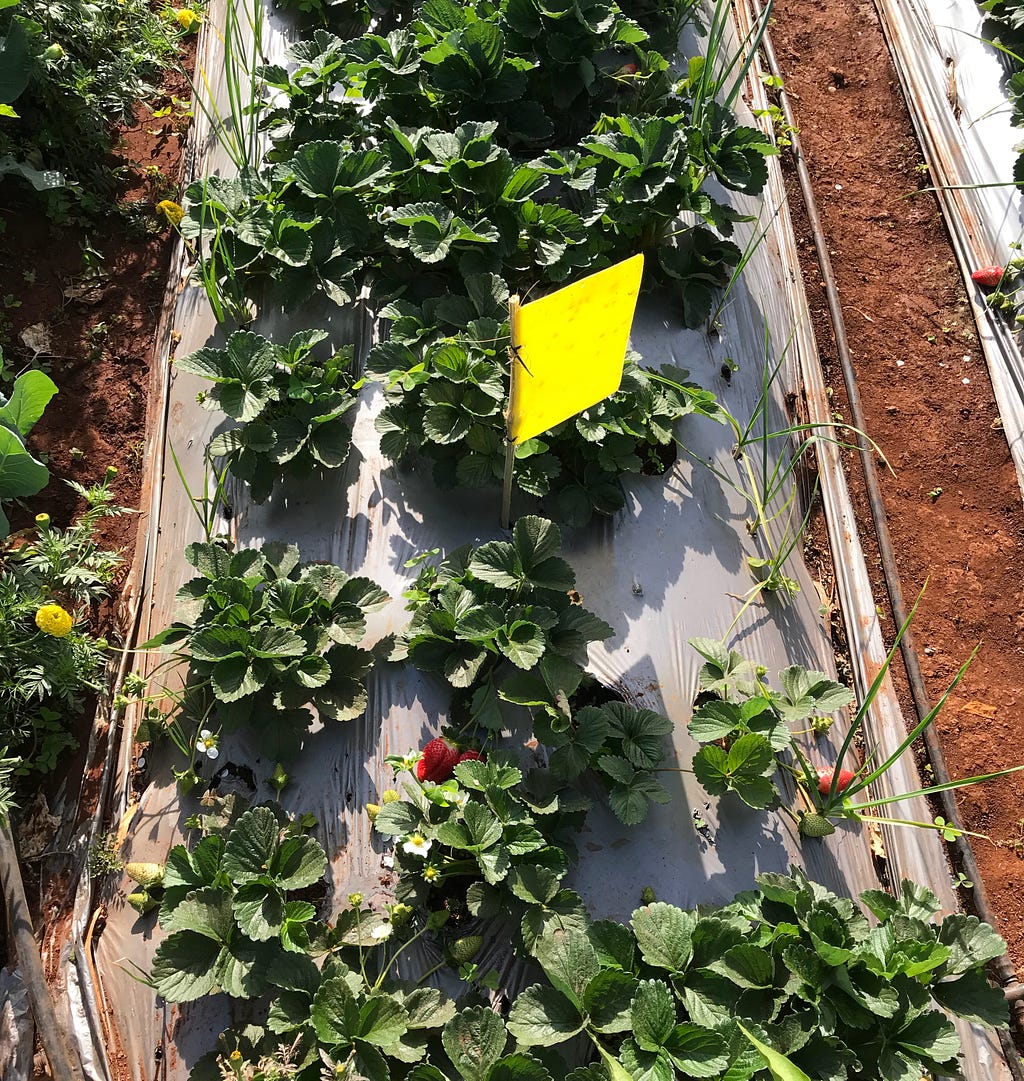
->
<box><xmin>750</xmin><ymin>5</ymin><xmax>1024</xmax><ymax>1076</ymax></box>
<box><xmin>0</xmin><ymin>824</ymin><xmax>88</xmax><ymax>1081</ymax></box>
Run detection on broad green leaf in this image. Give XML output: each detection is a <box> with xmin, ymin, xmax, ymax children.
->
<box><xmin>507</xmin><ymin>984</ymin><xmax>584</xmax><ymax>1045</ymax></box>
<box><xmin>359</xmin><ymin>994</ymin><xmax>410</xmax><ymax>1046</ymax></box>
<box><xmin>0</xmin><ymin>425</ymin><xmax>48</xmax><ymax>508</ymax></box>
<box><xmin>222</xmin><ymin>807</ymin><xmax>280</xmax><ymax>882</ymax></box>
<box><xmin>232</xmin><ymin>882</ymin><xmax>285</xmax><ymax>941</ymax></box>
<box><xmin>535</xmin><ymin>930</ymin><xmax>599</xmax><ymax>1009</ymax></box>
<box><xmin>497</xmin><ymin>620</ymin><xmax>546</xmax><ymax>669</ymax></box>
<box><xmin>150</xmin><ymin>932</ymin><xmax>223</xmax><ymax>1002</ymax></box>
<box><xmin>372</xmin><ymin>800</ymin><xmax>423</xmax><ymax>836</ymax></box>
<box><xmin>663</xmin><ymin>1025</ymin><xmax>730</xmax><ymax>1077</ymax></box>
<box><xmin>274</xmin><ymin>833</ymin><xmax>327</xmax><ymax>890</ymax></box>
<box><xmin>469</xmin><ymin>540</ymin><xmax>520</xmax><ymax>588</ymax></box>
<box><xmin>585</xmin><ymin>969</ymin><xmax>638</xmax><ymax>1033</ymax></box>
<box><xmin>436</xmin><ymin>802</ymin><xmax>502</xmax><ymax>852</ymax></box>
<box><xmin>588</xmin><ymin>921</ymin><xmax>635</xmax><ymax>971</ymax></box>
<box><xmin>688</xmin><ymin>701</ymin><xmax>743</xmax><ymax>743</ymax></box>
<box><xmin>488</xmin><ymin>1054</ymin><xmax>553</xmax><ymax>1081</ymax></box>
<box><xmin>631</xmin><ymin>903</ymin><xmax>695</xmax><ymax>972</ymax></box>
<box><xmin>0</xmin><ymin>370</ymin><xmax>57</xmax><ymax>435</ymax></box>
<box><xmin>400</xmin><ymin>986</ymin><xmax>459</xmax><ymax>1030</ymax></box>
<box><xmin>311</xmin><ymin>975</ymin><xmax>360</xmax><ymax>1044</ymax></box>
<box><xmin>212</xmin><ymin>655</ymin><xmax>260</xmax><ymax>701</ymax></box>
<box><xmin>894</xmin><ymin>1012</ymin><xmax>960</xmax><ymax>1063</ymax></box>
<box><xmin>707</xmin><ymin>944</ymin><xmax>774</xmax><ymax>989</ymax></box>
<box><xmin>441</xmin><ymin>1005</ymin><xmax>508</xmax><ymax>1081</ymax></box>
<box><xmin>216</xmin><ymin>937</ymin><xmax>275</xmax><ymax>999</ymax></box>
<box><xmin>507</xmin><ymin>865</ymin><xmax>560</xmax><ymax>905</ymax></box>
<box><xmin>938</xmin><ymin>914</ymin><xmax>1007</xmax><ymax>975</ymax></box>
<box><xmin>162</xmin><ymin>887</ymin><xmax>233</xmax><ymax>941</ymax></box>
<box><xmin>632</xmin><ymin>979</ymin><xmax>676</xmax><ymax>1052</ymax></box>
<box><xmin>931</xmin><ymin>966</ymin><xmax>1008</xmax><ymax>1027</ymax></box>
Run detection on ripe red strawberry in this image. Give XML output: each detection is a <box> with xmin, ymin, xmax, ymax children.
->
<box><xmin>417</xmin><ymin>738</ymin><xmax>460</xmax><ymax>783</ymax></box>
<box><xmin>972</xmin><ymin>265</ymin><xmax>1004</xmax><ymax>289</ymax></box>
<box><xmin>816</xmin><ymin>766</ymin><xmax>856</xmax><ymax>797</ymax></box>
<box><xmin>458</xmin><ymin>749</ymin><xmax>485</xmax><ymax>764</ymax></box>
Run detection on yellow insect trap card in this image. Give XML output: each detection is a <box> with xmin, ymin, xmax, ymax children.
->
<box><xmin>507</xmin><ymin>253</ymin><xmax>645</xmax><ymax>444</ymax></box>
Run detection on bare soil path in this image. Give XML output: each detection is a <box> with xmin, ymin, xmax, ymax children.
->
<box><xmin>769</xmin><ymin>0</ymin><xmax>1024</xmax><ymax>971</ymax></box>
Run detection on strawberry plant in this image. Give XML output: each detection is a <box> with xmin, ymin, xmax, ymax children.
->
<box><xmin>181</xmin><ymin>863</ymin><xmax>1010</xmax><ymax>1080</ymax></box>
<box><xmin>174</xmin><ymin>328</ymin><xmax>359</xmax><ymax>503</ymax></box>
<box><xmin>145</xmin><ymin>805</ymin><xmax>330</xmax><ymax>1002</ymax></box>
<box><xmin>686</xmin><ymin>620</ymin><xmax>1024</xmax><ymax>838</ymax></box>
<box><xmin>396</xmin><ymin>516</ymin><xmax>612</xmax><ymax>711</ymax></box>
<box><xmin>135</xmin><ymin>540</ymin><xmax>388</xmax><ymax>761</ymax></box>
<box><xmin>373</xmin><ymin>750</ymin><xmax>592</xmax><ymax>951</ymax></box>
<box><xmin>505</xmin><ymin>867</ymin><xmax>1008</xmax><ymax>1080</ymax></box>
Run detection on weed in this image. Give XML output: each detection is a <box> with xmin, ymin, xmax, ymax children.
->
<box><xmin>88</xmin><ymin>832</ymin><xmax>124</xmax><ymax>878</ymax></box>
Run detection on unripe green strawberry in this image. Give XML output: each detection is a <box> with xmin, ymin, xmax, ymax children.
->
<box><xmin>127</xmin><ymin>890</ymin><xmax>158</xmax><ymax>914</ymax></box>
<box><xmin>798</xmin><ymin>812</ymin><xmax>836</xmax><ymax>837</ymax></box>
<box><xmin>125</xmin><ymin>862</ymin><xmax>164</xmax><ymax>887</ymax></box>
<box><xmin>449</xmin><ymin>935</ymin><xmax>483</xmax><ymax>963</ymax></box>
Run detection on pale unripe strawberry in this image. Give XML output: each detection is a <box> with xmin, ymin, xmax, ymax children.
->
<box><xmin>125</xmin><ymin>862</ymin><xmax>164</xmax><ymax>887</ymax></box>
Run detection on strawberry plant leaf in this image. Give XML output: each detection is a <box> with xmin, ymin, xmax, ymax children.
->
<box><xmin>372</xmin><ymin>800</ymin><xmax>423</xmax><ymax>836</ymax></box>
<box><xmin>358</xmin><ymin>995</ymin><xmax>410</xmax><ymax>1047</ymax></box>
<box><xmin>223</xmin><ymin>808</ymin><xmax>281</xmax><ymax>883</ymax></box>
<box><xmin>707</xmin><ymin>944</ymin><xmax>774</xmax><ymax>989</ymax></box>
<box><xmin>534</xmin><ymin>929</ymin><xmax>599</xmax><ymax>1009</ymax></box>
<box><xmin>150</xmin><ymin>932</ymin><xmax>225</xmax><ymax>1002</ymax></box>
<box><xmin>488</xmin><ymin>1054</ymin><xmax>553</xmax><ymax>1081</ymax></box>
<box><xmin>274</xmin><ymin>833</ymin><xmax>328</xmax><ymax>890</ymax></box>
<box><xmin>162</xmin><ymin>887</ymin><xmax>233</xmax><ymax>941</ymax></box>
<box><xmin>631</xmin><ymin>978</ymin><xmax>676</xmax><ymax>1051</ymax></box>
<box><xmin>507</xmin><ymin>984</ymin><xmax>584</xmax><ymax>1045</ymax></box>
<box><xmin>775</xmin><ymin>665</ymin><xmax>854</xmax><ymax>724</ymax></box>
<box><xmin>584</xmin><ymin>969</ymin><xmax>638</xmax><ymax>1034</ymax></box>
<box><xmin>311</xmin><ymin>975</ymin><xmax>361</xmax><ymax>1044</ymax></box>
<box><xmin>496</xmin><ymin>620</ymin><xmax>546</xmax><ymax>668</ymax></box>
<box><xmin>232</xmin><ymin>883</ymin><xmax>286</xmax><ymax>942</ymax></box>
<box><xmin>441</xmin><ymin>1006</ymin><xmax>508</xmax><ymax>1081</ymax></box>
<box><xmin>931</xmin><ymin>967</ymin><xmax>1008</xmax><ymax>1027</ymax></box>
<box><xmin>663</xmin><ymin>1024</ymin><xmax>730</xmax><ymax>1077</ymax></box>
<box><xmin>630</xmin><ymin>903</ymin><xmax>695</xmax><ymax>973</ymax></box>
<box><xmin>937</xmin><ymin>913</ymin><xmax>1008</xmax><ymax>976</ymax></box>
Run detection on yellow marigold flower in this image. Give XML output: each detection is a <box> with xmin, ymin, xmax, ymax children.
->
<box><xmin>36</xmin><ymin>604</ymin><xmax>73</xmax><ymax>638</ymax></box>
<box><xmin>174</xmin><ymin>7</ymin><xmax>201</xmax><ymax>29</ymax></box>
<box><xmin>156</xmin><ymin>199</ymin><xmax>184</xmax><ymax>226</ymax></box>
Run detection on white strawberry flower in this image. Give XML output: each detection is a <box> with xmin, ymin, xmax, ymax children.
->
<box><xmin>195</xmin><ymin>729</ymin><xmax>219</xmax><ymax>759</ymax></box>
<box><xmin>402</xmin><ymin>832</ymin><xmax>432</xmax><ymax>858</ymax></box>
<box><xmin>370</xmin><ymin>921</ymin><xmax>393</xmax><ymax>940</ymax></box>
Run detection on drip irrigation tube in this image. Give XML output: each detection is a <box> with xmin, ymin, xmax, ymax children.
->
<box><xmin>0</xmin><ymin>824</ymin><xmax>87</xmax><ymax>1081</ymax></box>
<box><xmin>750</xmin><ymin>5</ymin><xmax>1024</xmax><ymax>1074</ymax></box>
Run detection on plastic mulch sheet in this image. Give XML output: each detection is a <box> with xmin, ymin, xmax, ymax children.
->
<box><xmin>60</xmin><ymin>4</ymin><xmax>1013</xmax><ymax>1078</ymax></box>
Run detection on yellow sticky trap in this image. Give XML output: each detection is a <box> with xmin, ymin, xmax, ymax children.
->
<box><xmin>508</xmin><ymin>253</ymin><xmax>644</xmax><ymax>444</ymax></box>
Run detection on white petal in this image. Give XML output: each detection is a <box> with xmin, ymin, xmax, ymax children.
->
<box><xmin>195</xmin><ymin>741</ymin><xmax>205</xmax><ymax>753</ymax></box>
<box><xmin>200</xmin><ymin>729</ymin><xmax>212</xmax><ymax>739</ymax></box>
<box><xmin>206</xmin><ymin>746</ymin><xmax>220</xmax><ymax>760</ymax></box>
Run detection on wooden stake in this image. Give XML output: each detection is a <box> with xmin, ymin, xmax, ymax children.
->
<box><xmin>500</xmin><ymin>295</ymin><xmax>522</xmax><ymax>530</ymax></box>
